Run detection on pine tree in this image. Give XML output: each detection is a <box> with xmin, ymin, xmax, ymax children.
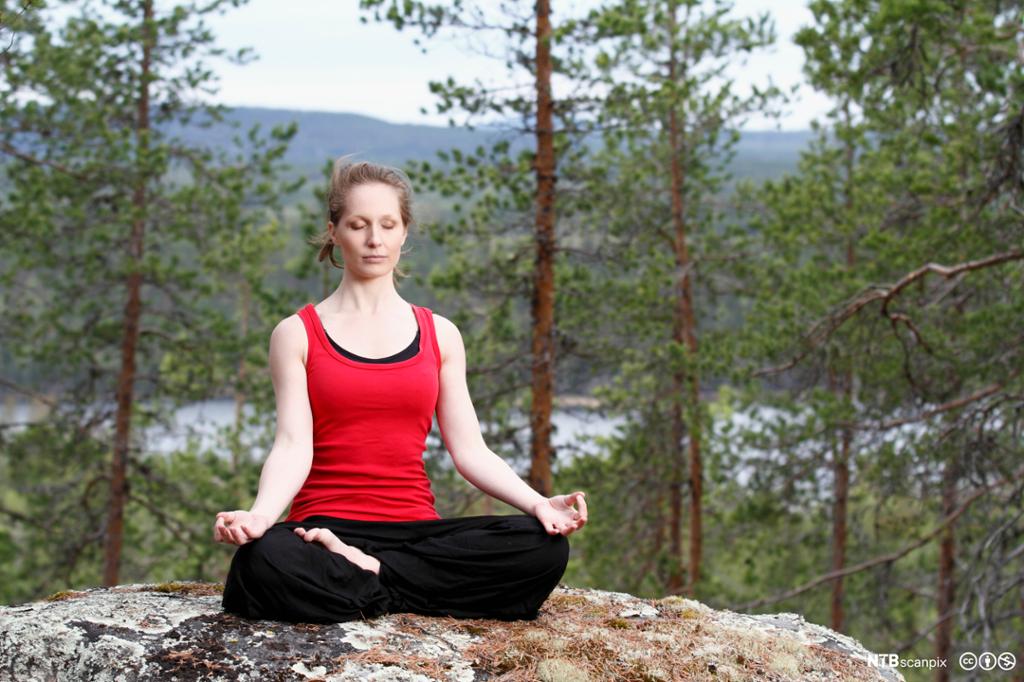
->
<box><xmin>358</xmin><ymin>0</ymin><xmax>611</xmax><ymax>504</ymax></box>
<box><xmin>0</xmin><ymin>0</ymin><xmax>296</xmax><ymax>595</ymax></box>
<box><xmin>562</xmin><ymin>0</ymin><xmax>783</xmax><ymax>597</ymax></box>
<box><xmin>727</xmin><ymin>0</ymin><xmax>1023</xmax><ymax>664</ymax></box>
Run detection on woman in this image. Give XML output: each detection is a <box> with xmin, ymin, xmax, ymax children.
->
<box><xmin>214</xmin><ymin>159</ymin><xmax>588</xmax><ymax>624</ymax></box>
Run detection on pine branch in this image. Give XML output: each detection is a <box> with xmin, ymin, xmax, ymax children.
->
<box><xmin>730</xmin><ymin>464</ymin><xmax>1024</xmax><ymax>612</ymax></box>
<box><xmin>0</xmin><ymin>376</ymin><xmax>57</xmax><ymax>406</ymax></box>
<box><xmin>754</xmin><ymin>249</ymin><xmax>1024</xmax><ymax>377</ymax></box>
<box><xmin>0</xmin><ymin>142</ymin><xmax>89</xmax><ymax>180</ymax></box>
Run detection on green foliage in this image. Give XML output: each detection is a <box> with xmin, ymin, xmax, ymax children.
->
<box><xmin>551</xmin><ymin>0</ymin><xmax>786</xmax><ymax>599</ymax></box>
<box><xmin>355</xmin><ymin>1</ymin><xmax>615</xmax><ymax>468</ymax></box>
<box><xmin>0</xmin><ymin>0</ymin><xmax>1020</xmax><ymax>668</ymax></box>
<box><xmin>0</xmin><ymin>0</ymin><xmax>298</xmax><ymax>600</ymax></box>
<box><xmin>724</xmin><ymin>0</ymin><xmax>1024</xmax><ymax>662</ymax></box>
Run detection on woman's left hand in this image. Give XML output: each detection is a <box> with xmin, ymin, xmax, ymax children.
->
<box><xmin>533</xmin><ymin>491</ymin><xmax>588</xmax><ymax>536</ymax></box>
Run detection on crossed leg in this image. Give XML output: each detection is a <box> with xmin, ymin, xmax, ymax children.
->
<box><xmin>222</xmin><ymin>524</ymin><xmax>389</xmax><ymax>623</ymax></box>
<box><xmin>222</xmin><ymin>514</ymin><xmax>570</xmax><ymax>624</ymax></box>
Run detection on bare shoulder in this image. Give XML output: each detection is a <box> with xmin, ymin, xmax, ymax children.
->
<box><xmin>431</xmin><ymin>313</ymin><xmax>463</xmax><ymax>364</ymax></box>
<box><xmin>271</xmin><ymin>313</ymin><xmax>308</xmax><ymax>365</ymax></box>
<box><xmin>268</xmin><ymin>313</ymin><xmax>313</xmax><ymax>446</ymax></box>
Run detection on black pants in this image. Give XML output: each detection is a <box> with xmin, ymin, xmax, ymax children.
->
<box><xmin>221</xmin><ymin>514</ymin><xmax>570</xmax><ymax>624</ymax></box>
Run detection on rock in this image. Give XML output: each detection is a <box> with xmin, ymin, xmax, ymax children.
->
<box><xmin>0</xmin><ymin>581</ymin><xmax>902</xmax><ymax>681</ymax></box>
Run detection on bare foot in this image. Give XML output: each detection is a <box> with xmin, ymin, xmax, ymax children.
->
<box><xmin>293</xmin><ymin>527</ymin><xmax>381</xmax><ymax>574</ymax></box>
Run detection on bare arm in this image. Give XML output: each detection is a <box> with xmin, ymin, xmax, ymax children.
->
<box><xmin>249</xmin><ymin>314</ymin><xmax>314</xmax><ymax>521</ymax></box>
<box><xmin>214</xmin><ymin>314</ymin><xmax>313</xmax><ymax>545</ymax></box>
<box><xmin>433</xmin><ymin>314</ymin><xmax>587</xmax><ymax>535</ymax></box>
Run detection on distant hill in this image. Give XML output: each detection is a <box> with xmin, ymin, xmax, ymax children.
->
<box><xmin>178</xmin><ymin>106</ymin><xmax>815</xmax><ymax>183</ymax></box>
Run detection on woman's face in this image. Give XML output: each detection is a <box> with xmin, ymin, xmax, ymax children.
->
<box><xmin>330</xmin><ymin>182</ymin><xmax>408</xmax><ymax>277</ymax></box>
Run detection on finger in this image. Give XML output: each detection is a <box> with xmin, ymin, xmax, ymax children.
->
<box><xmin>575</xmin><ymin>493</ymin><xmax>588</xmax><ymax>517</ymax></box>
<box><xmin>217</xmin><ymin>512</ymin><xmax>238</xmax><ymax>540</ymax></box>
<box><xmin>558</xmin><ymin>492</ymin><xmax>580</xmax><ymax>511</ymax></box>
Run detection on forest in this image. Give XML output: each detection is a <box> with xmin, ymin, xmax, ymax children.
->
<box><xmin>0</xmin><ymin>1</ymin><xmax>1021</xmax><ymax>679</ymax></box>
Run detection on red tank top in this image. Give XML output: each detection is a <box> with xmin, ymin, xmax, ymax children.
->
<box><xmin>284</xmin><ymin>302</ymin><xmax>443</xmax><ymax>523</ymax></box>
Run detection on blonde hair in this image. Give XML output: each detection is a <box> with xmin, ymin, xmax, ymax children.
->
<box><xmin>309</xmin><ymin>156</ymin><xmax>415</xmax><ymax>281</ymax></box>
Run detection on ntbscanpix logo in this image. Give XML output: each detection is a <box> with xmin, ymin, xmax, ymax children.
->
<box><xmin>869</xmin><ymin>653</ymin><xmax>947</xmax><ymax>669</ymax></box>
<box><xmin>869</xmin><ymin>651</ymin><xmax>1017</xmax><ymax>671</ymax></box>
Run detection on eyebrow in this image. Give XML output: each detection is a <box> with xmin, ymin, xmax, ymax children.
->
<box><xmin>347</xmin><ymin>214</ymin><xmax>398</xmax><ymax>222</ymax></box>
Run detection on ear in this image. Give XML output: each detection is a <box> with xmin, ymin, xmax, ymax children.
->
<box><xmin>327</xmin><ymin>222</ymin><xmax>337</xmax><ymax>244</ymax></box>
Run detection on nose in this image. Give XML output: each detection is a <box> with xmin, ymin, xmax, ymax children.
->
<box><xmin>366</xmin><ymin>224</ymin><xmax>384</xmax><ymax>246</ymax></box>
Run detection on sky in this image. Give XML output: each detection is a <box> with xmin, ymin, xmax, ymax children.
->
<box><xmin>205</xmin><ymin>1</ymin><xmax>834</xmax><ymax>132</ymax></box>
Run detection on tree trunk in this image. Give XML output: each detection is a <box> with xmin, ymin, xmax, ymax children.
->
<box><xmin>527</xmin><ymin>0</ymin><xmax>556</xmax><ymax>498</ymax></box>
<box><xmin>934</xmin><ymin>458</ymin><xmax>957</xmax><ymax>681</ymax></box>
<box><xmin>830</xmin><ymin>102</ymin><xmax>857</xmax><ymax>631</ymax></box>
<box><xmin>1016</xmin><ymin>585</ymin><xmax>1024</xmax><ymax>682</ymax></box>
<box><xmin>685</xmin><ymin>383</ymin><xmax>702</xmax><ymax>595</ymax></box>
<box><xmin>829</xmin><ymin>394</ymin><xmax>851</xmax><ymax>632</ymax></box>
<box><xmin>231</xmin><ymin>279</ymin><xmax>251</xmax><ymax>502</ymax></box>
<box><xmin>233</xmin><ymin>279</ymin><xmax>250</xmax><ymax>474</ymax></box>
<box><xmin>667</xmin><ymin>407</ymin><xmax>684</xmax><ymax>594</ymax></box>
<box><xmin>103</xmin><ymin>0</ymin><xmax>153</xmax><ymax>587</ymax></box>
<box><xmin>664</xmin><ymin>0</ymin><xmax>703</xmax><ymax>597</ymax></box>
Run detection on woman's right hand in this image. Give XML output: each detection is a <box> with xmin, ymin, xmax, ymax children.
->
<box><xmin>213</xmin><ymin>510</ymin><xmax>273</xmax><ymax>546</ymax></box>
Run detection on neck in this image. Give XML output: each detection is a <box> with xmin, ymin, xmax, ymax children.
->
<box><xmin>329</xmin><ymin>279</ymin><xmax>404</xmax><ymax>315</ymax></box>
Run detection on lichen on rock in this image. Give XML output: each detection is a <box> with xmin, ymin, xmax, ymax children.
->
<box><xmin>0</xmin><ymin>581</ymin><xmax>903</xmax><ymax>681</ymax></box>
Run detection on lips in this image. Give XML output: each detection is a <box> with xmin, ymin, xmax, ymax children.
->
<box><xmin>363</xmin><ymin>255</ymin><xmax>387</xmax><ymax>260</ymax></box>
